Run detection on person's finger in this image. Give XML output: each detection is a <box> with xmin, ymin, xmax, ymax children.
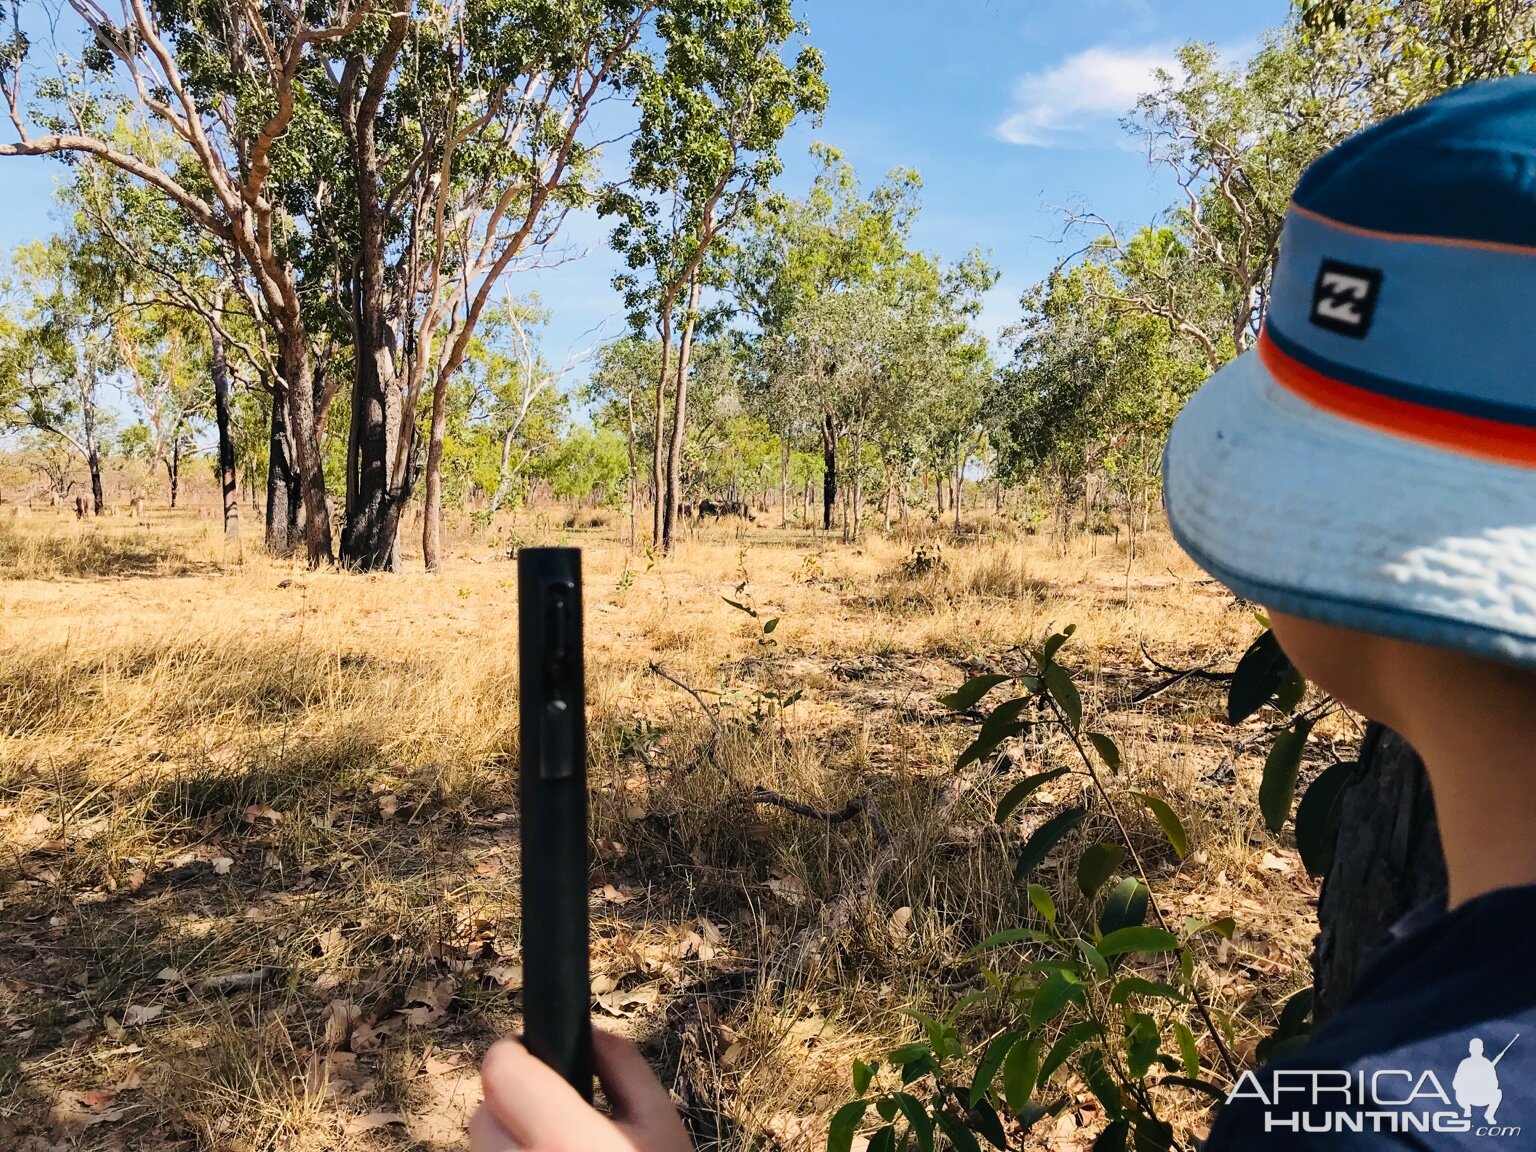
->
<box><xmin>593</xmin><ymin>1028</ymin><xmax>692</xmax><ymax>1147</ymax></box>
<box><xmin>480</xmin><ymin>1038</ymin><xmax>613</xmax><ymax>1150</ymax></box>
<box><xmin>468</xmin><ymin>1103</ymin><xmax>522</xmax><ymax>1152</ymax></box>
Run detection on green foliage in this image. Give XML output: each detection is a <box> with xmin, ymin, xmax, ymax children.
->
<box><xmin>836</xmin><ymin>628</ymin><xmax>1228</xmax><ymax>1150</ymax></box>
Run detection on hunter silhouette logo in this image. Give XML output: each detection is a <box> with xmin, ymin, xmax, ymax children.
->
<box><xmin>1310</xmin><ymin>259</ymin><xmax>1382</xmax><ymax>337</ymax></box>
<box><xmin>1456</xmin><ymin>1035</ymin><xmax>1519</xmax><ymax>1126</ymax></box>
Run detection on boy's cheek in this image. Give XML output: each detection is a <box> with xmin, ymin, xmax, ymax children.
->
<box><xmin>1268</xmin><ymin>612</ymin><xmax>1398</xmax><ymax>724</ymax></box>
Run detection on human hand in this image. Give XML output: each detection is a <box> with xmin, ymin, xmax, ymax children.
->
<box><xmin>470</xmin><ymin>1027</ymin><xmax>694</xmax><ymax>1152</ymax></box>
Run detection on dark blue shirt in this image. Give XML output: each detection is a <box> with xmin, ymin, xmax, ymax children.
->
<box><xmin>1205</xmin><ymin>885</ymin><xmax>1536</xmax><ymax>1149</ymax></box>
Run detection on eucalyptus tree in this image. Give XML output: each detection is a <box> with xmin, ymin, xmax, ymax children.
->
<box><xmin>0</xmin><ymin>0</ymin><xmax>381</xmax><ymax>563</ymax></box>
<box><xmin>1299</xmin><ymin>0</ymin><xmax>1536</xmax><ymax>121</ymax></box>
<box><xmin>0</xmin><ymin>238</ymin><xmax>122</xmax><ymax>513</ymax></box>
<box><xmin>585</xmin><ymin>336</ymin><xmax>661</xmax><ymax>547</ymax></box>
<box><xmin>602</xmin><ymin>0</ymin><xmax>826</xmax><ymax>552</ymax></box>
<box><xmin>732</xmin><ymin>146</ymin><xmax>925</xmax><ymax>531</ymax></box>
<box><xmin>67</xmin><ymin>155</ymin><xmax>257</xmax><ymax>533</ymax></box>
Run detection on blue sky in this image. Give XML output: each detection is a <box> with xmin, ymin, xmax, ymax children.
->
<box><xmin>1</xmin><ymin>0</ymin><xmax>1290</xmax><ymax>376</ymax></box>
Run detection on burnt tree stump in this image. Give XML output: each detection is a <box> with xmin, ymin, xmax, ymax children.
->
<box><xmin>1312</xmin><ymin>723</ymin><xmax>1447</xmax><ymax>1024</ymax></box>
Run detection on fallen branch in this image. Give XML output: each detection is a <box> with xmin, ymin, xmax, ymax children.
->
<box><xmin>1129</xmin><ymin>641</ymin><xmax>1235</xmax><ymax>705</ymax></box>
<box><xmin>650</xmin><ymin>662</ymin><xmax>722</xmax><ymax>733</ymax></box>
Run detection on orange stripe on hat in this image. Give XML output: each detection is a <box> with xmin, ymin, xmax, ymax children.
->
<box><xmin>1258</xmin><ymin>331</ymin><xmax>1536</xmax><ymax>468</ymax></box>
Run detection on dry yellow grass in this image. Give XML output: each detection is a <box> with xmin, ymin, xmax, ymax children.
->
<box><xmin>0</xmin><ymin>508</ymin><xmax>1335</xmax><ymax>1151</ymax></box>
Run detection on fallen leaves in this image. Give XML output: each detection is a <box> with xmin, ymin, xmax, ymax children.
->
<box><xmin>344</xmin><ymin>1111</ymin><xmax>407</xmax><ymax>1135</ymax></box>
<box><xmin>120</xmin><ymin>1004</ymin><xmax>163</xmax><ymax>1027</ymax></box>
<box><xmin>594</xmin><ymin>983</ymin><xmax>659</xmax><ymax>1018</ymax></box>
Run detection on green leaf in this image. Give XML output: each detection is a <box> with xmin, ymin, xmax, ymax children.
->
<box><xmin>1182</xmin><ymin>915</ymin><xmax>1236</xmax><ymax>940</ymax></box>
<box><xmin>892</xmin><ymin>1093</ymin><xmax>934</xmax><ymax>1152</ymax></box>
<box><xmin>1260</xmin><ymin>719</ymin><xmax>1315</xmax><ymax>834</ymax></box>
<box><xmin>1124</xmin><ymin>1012</ymin><xmax>1160</xmax><ymax>1079</ymax></box>
<box><xmin>1130</xmin><ymin>791</ymin><xmax>1188</xmax><ymax>858</ymax></box>
<box><xmin>1080</xmin><ymin>1048</ymin><xmax>1122</xmax><ymax>1116</ymax></box>
<box><xmin>1028</xmin><ymin>969</ymin><xmax>1085</xmax><ymax>1029</ymax></box>
<box><xmin>1273</xmin><ymin>667</ymin><xmax>1306</xmax><ymax>714</ymax></box>
<box><xmin>828</xmin><ymin>1100</ymin><xmax>868</xmax><ymax>1152</ymax></box>
<box><xmin>959</xmin><ymin>696</ymin><xmax>1033</xmax><ymax>771</ymax></box>
<box><xmin>967</xmin><ymin>926</ymin><xmax>1054</xmax><ymax>954</ymax></box>
<box><xmin>1014</xmin><ymin>806</ymin><xmax>1089</xmax><ymax>881</ymax></box>
<box><xmin>939</xmin><ymin>674</ymin><xmax>1012</xmax><ymax>712</ymax></box>
<box><xmin>1001</xmin><ymin>1035</ymin><xmax>1042</xmax><ymax>1111</ymax></box>
<box><xmin>877</xmin><ymin>1098</ymin><xmax>898</xmax><ymax>1122</ymax></box>
<box><xmin>934</xmin><ymin>1109</ymin><xmax>982</xmax><ymax>1152</ymax></box>
<box><xmin>1132</xmin><ymin>1115</ymin><xmax>1174</xmax><ymax>1152</ymax></box>
<box><xmin>1278</xmin><ymin>987</ymin><xmax>1315</xmax><ymax>1037</ymax></box>
<box><xmin>1109</xmin><ymin>977</ymin><xmax>1187</xmax><ymax>1006</ymax></box>
<box><xmin>868</xmin><ymin>1126</ymin><xmax>897</xmax><ymax>1152</ymax></box>
<box><xmin>1075</xmin><ymin>938</ymin><xmax>1108</xmax><ymax>980</ymax></box>
<box><xmin>967</xmin><ymin>1099</ymin><xmax>1008</xmax><ymax>1150</ymax></box>
<box><xmin>1076</xmin><ymin>842</ymin><xmax>1124</xmax><ymax>900</ymax></box>
<box><xmin>887</xmin><ymin>1042</ymin><xmax>932</xmax><ymax>1067</ymax></box>
<box><xmin>1097</xmin><ymin>926</ymin><xmax>1179</xmax><ymax>957</ymax></box>
<box><xmin>969</xmin><ymin>1033</ymin><xmax>1017</xmax><ymax>1106</ymax></box>
<box><xmin>1098</xmin><ymin>879</ymin><xmax>1149</xmax><ymax>935</ymax></box>
<box><xmin>1037</xmin><ymin>1020</ymin><xmax>1104</xmax><ymax>1085</ymax></box>
<box><xmin>1257</xmin><ymin>1034</ymin><xmax>1310</xmax><ymax>1062</ymax></box>
<box><xmin>1041</xmin><ymin>625</ymin><xmax>1076</xmax><ymax>661</ymax></box>
<box><xmin>1042</xmin><ymin>663</ymin><xmax>1082</xmax><ymax>730</ymax></box>
<box><xmin>1172</xmin><ymin>1020</ymin><xmax>1200</xmax><ymax>1078</ymax></box>
<box><xmin>1026</xmin><ymin>883</ymin><xmax>1056</xmax><ymax>925</ymax></box>
<box><xmin>1093</xmin><ymin>1119</ymin><xmax>1129</xmax><ymax>1152</ymax></box>
<box><xmin>722</xmin><ymin>596</ymin><xmax>758</xmax><ymax>618</ymax></box>
<box><xmin>1227</xmin><ymin>630</ymin><xmax>1295</xmax><ymax>723</ymax></box>
<box><xmin>901</xmin><ymin>1054</ymin><xmax>939</xmax><ymax>1085</ymax></box>
<box><xmin>1086</xmin><ymin>732</ymin><xmax>1122</xmax><ymax>774</ymax></box>
<box><xmin>853</xmin><ymin>1060</ymin><xmax>877</xmax><ymax>1096</ymax></box>
<box><xmin>1295</xmin><ymin>759</ymin><xmax>1357</xmax><ymax>875</ymax></box>
<box><xmin>994</xmin><ymin>768</ymin><xmax>1069</xmax><ymax>825</ymax></box>
<box><xmin>763</xmin><ymin>617</ymin><xmax>780</xmax><ymax>634</ymax></box>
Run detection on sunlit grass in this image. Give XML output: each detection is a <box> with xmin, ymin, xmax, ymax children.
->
<box><xmin>0</xmin><ymin>507</ymin><xmax>1317</xmax><ymax>1149</ymax></box>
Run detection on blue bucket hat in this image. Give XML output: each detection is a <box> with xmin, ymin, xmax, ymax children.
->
<box><xmin>1163</xmin><ymin>76</ymin><xmax>1536</xmax><ymax>668</ymax></box>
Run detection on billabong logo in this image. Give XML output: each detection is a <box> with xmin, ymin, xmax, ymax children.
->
<box><xmin>1310</xmin><ymin>259</ymin><xmax>1382</xmax><ymax>338</ymax></box>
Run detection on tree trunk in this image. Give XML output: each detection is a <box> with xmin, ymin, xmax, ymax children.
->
<box><xmin>422</xmin><ymin>366</ymin><xmax>451</xmax><ymax>572</ymax></box>
<box><xmin>265</xmin><ymin>377</ymin><xmax>300</xmax><ymax>555</ymax></box>
<box><xmin>82</xmin><ymin>383</ymin><xmax>104</xmax><ymax>516</ymax></box>
<box><xmin>662</xmin><ymin>279</ymin><xmax>701</xmax><ymax>554</ymax></box>
<box><xmin>935</xmin><ymin>474</ymin><xmax>945</xmax><ymax>516</ymax></box>
<box><xmin>209</xmin><ymin>312</ymin><xmax>240</xmax><ymax>540</ymax></box>
<box><xmin>626</xmin><ymin>390</ymin><xmax>639</xmax><ymax>550</ymax></box>
<box><xmin>953</xmin><ymin>454</ymin><xmax>964</xmax><ymax>534</ymax></box>
<box><xmin>339</xmin><ymin>15</ymin><xmax>411</xmax><ymax>572</ymax></box>
<box><xmin>166</xmin><ymin>431</ymin><xmax>181</xmax><ymax>509</ymax></box>
<box><xmin>850</xmin><ymin>424</ymin><xmax>863</xmax><ymax>543</ymax></box>
<box><xmin>279</xmin><ymin>332</ymin><xmax>334</xmax><ymax>566</ymax></box>
<box><xmin>652</xmin><ymin>316</ymin><xmax>673</xmax><ymax>548</ymax></box>
<box><xmin>780</xmin><ymin>428</ymin><xmax>790</xmax><ymax>530</ymax></box>
<box><xmin>1313</xmin><ymin>724</ymin><xmax>1446</xmax><ymax>1024</ymax></box>
<box><xmin>821</xmin><ymin>413</ymin><xmax>837</xmax><ymax>532</ymax></box>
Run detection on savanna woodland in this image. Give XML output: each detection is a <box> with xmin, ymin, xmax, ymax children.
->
<box><xmin>0</xmin><ymin>1</ymin><xmax>1532</xmax><ymax>1149</ymax></box>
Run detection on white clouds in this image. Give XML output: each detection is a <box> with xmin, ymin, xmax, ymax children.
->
<box><xmin>996</xmin><ymin>45</ymin><xmax>1176</xmax><ymax>148</ymax></box>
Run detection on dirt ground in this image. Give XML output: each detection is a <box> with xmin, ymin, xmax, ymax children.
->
<box><xmin>0</xmin><ymin>506</ymin><xmax>1345</xmax><ymax>1150</ymax></box>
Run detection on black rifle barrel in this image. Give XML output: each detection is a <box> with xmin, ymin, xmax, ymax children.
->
<box><xmin>517</xmin><ymin>547</ymin><xmax>593</xmax><ymax>1100</ymax></box>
